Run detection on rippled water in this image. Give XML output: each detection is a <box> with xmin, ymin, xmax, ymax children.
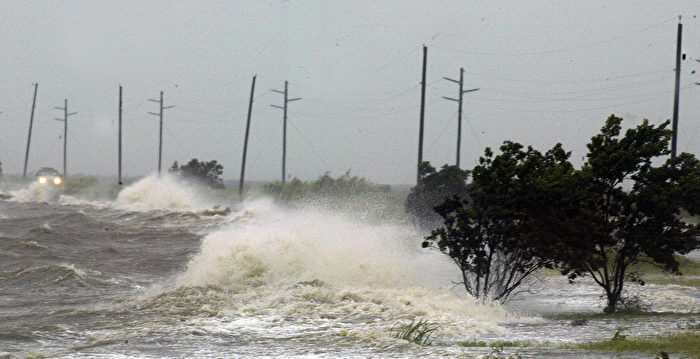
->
<box><xmin>1</xmin><ymin>176</ymin><xmax>698</xmax><ymax>358</ymax></box>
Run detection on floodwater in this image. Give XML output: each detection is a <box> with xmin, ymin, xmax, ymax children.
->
<box><xmin>1</xmin><ymin>176</ymin><xmax>698</xmax><ymax>358</ymax></box>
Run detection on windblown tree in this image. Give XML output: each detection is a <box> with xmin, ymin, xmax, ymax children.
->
<box><xmin>406</xmin><ymin>162</ymin><xmax>469</xmax><ymax>229</ymax></box>
<box><xmin>169</xmin><ymin>159</ymin><xmax>225</xmax><ymax>189</ymax></box>
<box><xmin>557</xmin><ymin>116</ymin><xmax>700</xmax><ymax>314</ymax></box>
<box><xmin>423</xmin><ymin>142</ymin><xmax>574</xmax><ymax>302</ymax></box>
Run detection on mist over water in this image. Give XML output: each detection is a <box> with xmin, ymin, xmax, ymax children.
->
<box><xmin>0</xmin><ymin>176</ymin><xmax>698</xmax><ymax>358</ymax></box>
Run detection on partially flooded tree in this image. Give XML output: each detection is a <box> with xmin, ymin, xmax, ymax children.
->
<box><xmin>558</xmin><ymin>116</ymin><xmax>700</xmax><ymax>314</ymax></box>
<box><xmin>406</xmin><ymin>162</ymin><xmax>469</xmax><ymax>230</ymax></box>
<box><xmin>423</xmin><ymin>142</ymin><xmax>573</xmax><ymax>302</ymax></box>
<box><xmin>169</xmin><ymin>159</ymin><xmax>225</xmax><ymax>189</ymax></box>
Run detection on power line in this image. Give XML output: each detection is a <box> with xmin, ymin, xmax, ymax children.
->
<box><xmin>463</xmin><ymin>87</ymin><xmax>691</xmax><ymax>114</ymax></box>
<box><xmin>456</xmin><ymin>16</ymin><xmax>676</xmax><ymax>57</ymax></box>
<box><xmin>473</xmin><ymin>86</ymin><xmax>680</xmax><ymax>104</ymax></box>
<box><xmin>427</xmin><ymin>110</ymin><xmax>458</xmax><ymax>153</ymax></box>
<box><xmin>465</xmin><ymin>69</ymin><xmax>670</xmax><ymax>85</ymax></box>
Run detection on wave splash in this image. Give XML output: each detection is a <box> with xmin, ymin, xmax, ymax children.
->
<box><xmin>114</xmin><ymin>174</ymin><xmax>215</xmax><ymax>212</ymax></box>
<box><xmin>171</xmin><ymin>199</ymin><xmax>513</xmax><ymax>340</ymax></box>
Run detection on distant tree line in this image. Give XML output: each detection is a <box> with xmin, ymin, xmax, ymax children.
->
<box><xmin>410</xmin><ymin>115</ymin><xmax>700</xmax><ymax>313</ymax></box>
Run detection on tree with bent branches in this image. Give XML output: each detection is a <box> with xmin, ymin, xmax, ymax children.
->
<box><xmin>558</xmin><ymin>115</ymin><xmax>699</xmax><ymax>313</ymax></box>
<box><xmin>423</xmin><ymin>141</ymin><xmax>573</xmax><ymax>302</ymax></box>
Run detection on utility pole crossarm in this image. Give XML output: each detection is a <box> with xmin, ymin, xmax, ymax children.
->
<box><xmin>443</xmin><ymin>77</ymin><xmax>460</xmax><ymax>84</ymax></box>
<box><xmin>271</xmin><ymin>81</ymin><xmax>302</xmax><ymax>183</ymax></box>
<box><xmin>54</xmin><ymin>99</ymin><xmax>76</xmax><ymax>177</ymax></box>
<box><xmin>148</xmin><ymin>91</ymin><xmax>174</xmax><ymax>175</ymax></box>
<box><xmin>442</xmin><ymin>67</ymin><xmax>477</xmax><ymax>168</ymax></box>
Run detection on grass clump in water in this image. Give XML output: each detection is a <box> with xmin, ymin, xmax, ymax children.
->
<box><xmin>390</xmin><ymin>318</ymin><xmax>440</xmax><ymax>346</ymax></box>
<box><xmin>563</xmin><ymin>331</ymin><xmax>700</xmax><ymax>357</ymax></box>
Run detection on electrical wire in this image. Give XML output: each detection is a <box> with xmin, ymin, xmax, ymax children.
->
<box><xmin>456</xmin><ymin>16</ymin><xmax>676</xmax><ymax>57</ymax></box>
<box><xmin>465</xmin><ymin>69</ymin><xmax>670</xmax><ymax>85</ymax></box>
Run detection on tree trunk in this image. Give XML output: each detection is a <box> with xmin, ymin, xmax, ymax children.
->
<box><xmin>604</xmin><ymin>293</ymin><xmax>619</xmax><ymax>314</ymax></box>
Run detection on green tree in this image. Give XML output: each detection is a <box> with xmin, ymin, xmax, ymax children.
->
<box><xmin>405</xmin><ymin>162</ymin><xmax>469</xmax><ymax>229</ymax></box>
<box><xmin>423</xmin><ymin>142</ymin><xmax>573</xmax><ymax>302</ymax></box>
<box><xmin>169</xmin><ymin>159</ymin><xmax>224</xmax><ymax>189</ymax></box>
<box><xmin>559</xmin><ymin>116</ymin><xmax>700</xmax><ymax>314</ymax></box>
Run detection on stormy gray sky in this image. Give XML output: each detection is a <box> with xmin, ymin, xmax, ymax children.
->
<box><xmin>1</xmin><ymin>1</ymin><xmax>700</xmax><ymax>184</ymax></box>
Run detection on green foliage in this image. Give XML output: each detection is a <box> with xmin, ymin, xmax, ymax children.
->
<box><xmin>260</xmin><ymin>171</ymin><xmax>403</xmax><ymax>220</ymax></box>
<box><xmin>423</xmin><ymin>142</ymin><xmax>573</xmax><ymax>302</ymax></box>
<box><xmin>390</xmin><ymin>319</ymin><xmax>440</xmax><ymax>346</ymax></box>
<box><xmin>405</xmin><ymin>162</ymin><xmax>469</xmax><ymax>229</ymax></box>
<box><xmin>611</xmin><ymin>327</ymin><xmax>627</xmax><ymax>341</ymax></box>
<box><xmin>169</xmin><ymin>159</ymin><xmax>224</xmax><ymax>190</ymax></box>
<box><xmin>565</xmin><ymin>331</ymin><xmax>700</xmax><ymax>357</ymax></box>
<box><xmin>555</xmin><ymin>115</ymin><xmax>700</xmax><ymax>314</ymax></box>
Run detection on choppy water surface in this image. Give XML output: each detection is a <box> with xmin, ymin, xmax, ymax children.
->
<box><xmin>1</xmin><ymin>177</ymin><xmax>698</xmax><ymax>358</ymax></box>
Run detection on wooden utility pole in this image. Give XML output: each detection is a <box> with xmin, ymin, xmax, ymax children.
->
<box><xmin>443</xmin><ymin>68</ymin><xmax>479</xmax><ymax>167</ymax></box>
<box><xmin>148</xmin><ymin>91</ymin><xmax>174</xmax><ymax>175</ymax></box>
<box><xmin>239</xmin><ymin>75</ymin><xmax>256</xmax><ymax>198</ymax></box>
<box><xmin>118</xmin><ymin>85</ymin><xmax>123</xmax><ymax>185</ymax></box>
<box><xmin>54</xmin><ymin>99</ymin><xmax>77</xmax><ymax>177</ymax></box>
<box><xmin>271</xmin><ymin>81</ymin><xmax>301</xmax><ymax>183</ymax></box>
<box><xmin>23</xmin><ymin>83</ymin><xmax>38</xmax><ymax>179</ymax></box>
<box><xmin>671</xmin><ymin>18</ymin><xmax>682</xmax><ymax>159</ymax></box>
<box><xmin>417</xmin><ymin>45</ymin><xmax>427</xmax><ymax>185</ymax></box>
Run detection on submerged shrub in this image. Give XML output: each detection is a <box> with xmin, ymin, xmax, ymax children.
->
<box><xmin>390</xmin><ymin>318</ymin><xmax>440</xmax><ymax>346</ymax></box>
<box><xmin>616</xmin><ymin>294</ymin><xmax>651</xmax><ymax>314</ymax></box>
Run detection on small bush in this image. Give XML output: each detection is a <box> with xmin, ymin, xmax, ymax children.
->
<box><xmin>617</xmin><ymin>294</ymin><xmax>651</xmax><ymax>314</ymax></box>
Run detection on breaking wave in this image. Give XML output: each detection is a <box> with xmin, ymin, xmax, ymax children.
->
<box><xmin>169</xmin><ymin>199</ymin><xmax>515</xmax><ymax>340</ymax></box>
<box><xmin>114</xmin><ymin>174</ymin><xmax>215</xmax><ymax>212</ymax></box>
<box><xmin>8</xmin><ymin>182</ymin><xmax>60</xmax><ymax>203</ymax></box>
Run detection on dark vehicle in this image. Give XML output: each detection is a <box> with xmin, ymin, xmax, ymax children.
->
<box><xmin>35</xmin><ymin>167</ymin><xmax>63</xmax><ymax>186</ymax></box>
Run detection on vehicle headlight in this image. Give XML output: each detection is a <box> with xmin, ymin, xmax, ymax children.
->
<box><xmin>53</xmin><ymin>177</ymin><xmax>62</xmax><ymax>185</ymax></box>
<box><xmin>38</xmin><ymin>177</ymin><xmax>47</xmax><ymax>184</ymax></box>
